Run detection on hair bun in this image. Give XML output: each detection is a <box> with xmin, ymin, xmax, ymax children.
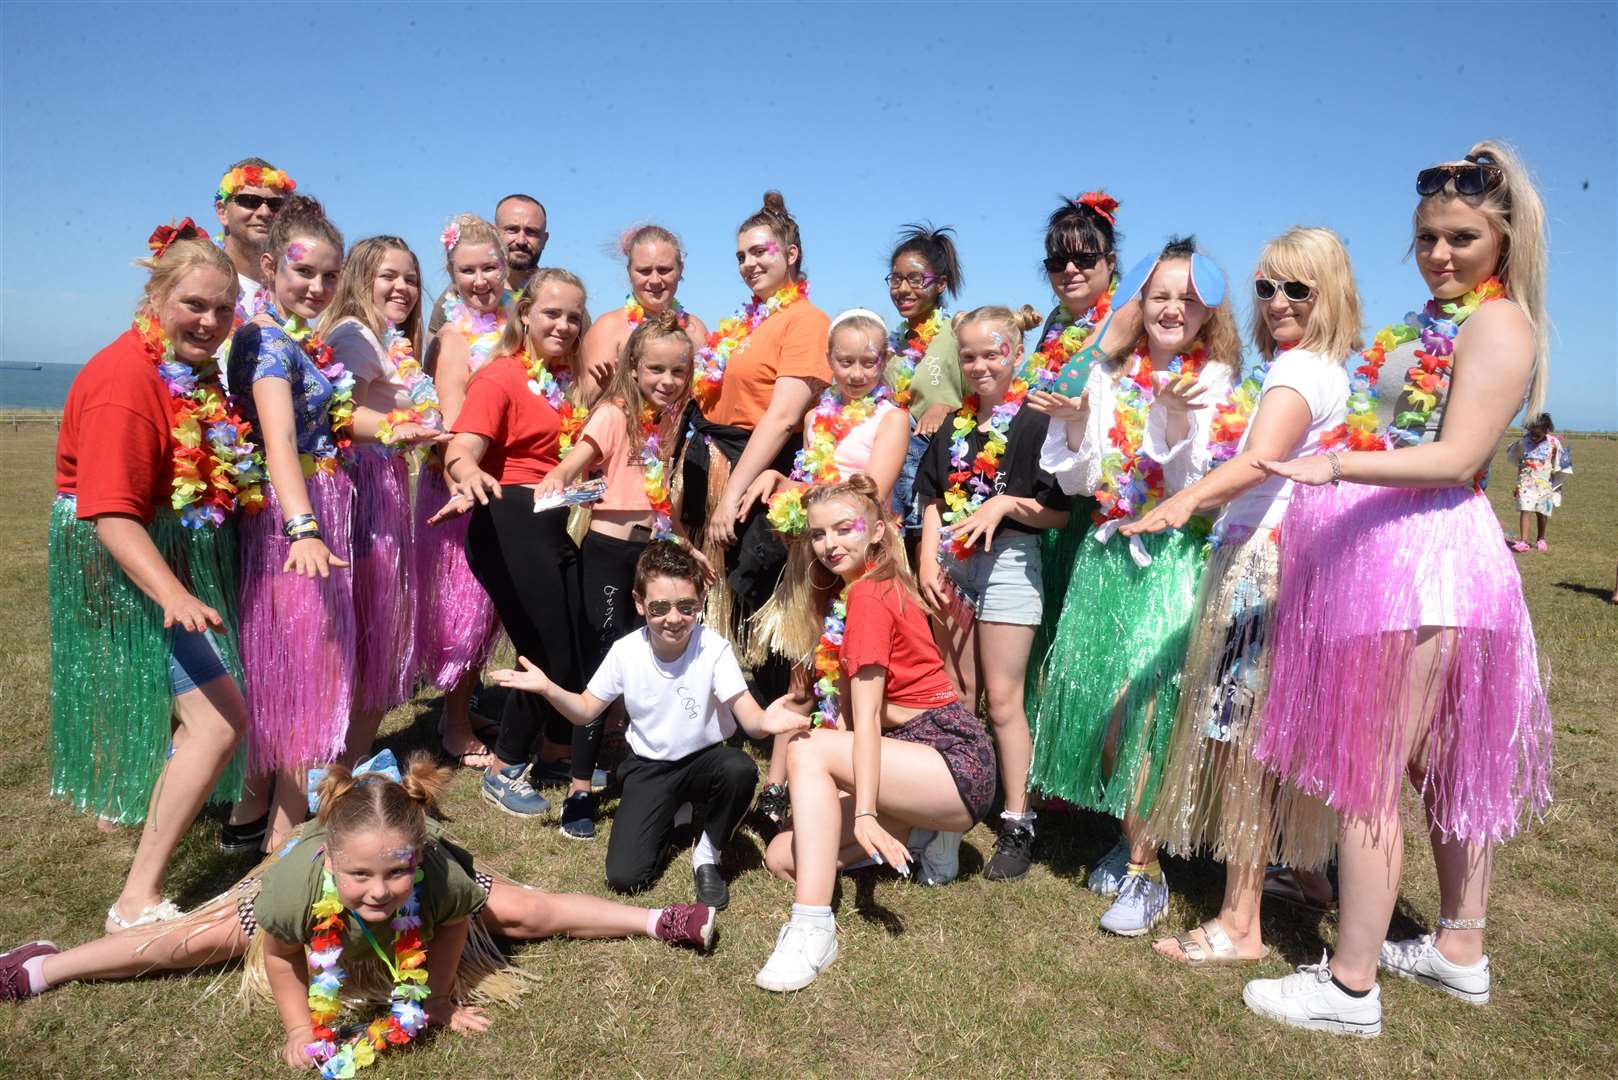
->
<box><xmin>762</xmin><ymin>190</ymin><xmax>787</xmax><ymax>215</ymax></box>
<box><xmin>280</xmin><ymin>194</ymin><xmax>325</xmax><ymax>220</ymax></box>
<box><xmin>1014</xmin><ymin>305</ymin><xmax>1043</xmax><ymax>333</ymax></box>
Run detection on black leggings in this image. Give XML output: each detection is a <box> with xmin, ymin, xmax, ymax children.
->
<box><xmin>573</xmin><ymin>530</ymin><xmax>649</xmax><ymax>780</ymax></box>
<box><xmin>464</xmin><ymin>490</ymin><xmax>584</xmax><ymax>770</ymax></box>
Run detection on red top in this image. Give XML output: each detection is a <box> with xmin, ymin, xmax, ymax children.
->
<box><xmin>839</xmin><ymin>577</ymin><xmax>958</xmax><ymax>710</ymax></box>
<box><xmin>55</xmin><ymin>328</ymin><xmax>176</xmax><ymax>524</ymax></box>
<box><xmin>451</xmin><ymin>355</ymin><xmax>561</xmax><ymax>485</ymax></box>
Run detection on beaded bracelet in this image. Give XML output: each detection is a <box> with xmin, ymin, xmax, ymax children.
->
<box><xmin>1326</xmin><ymin>451</ymin><xmax>1343</xmax><ymax>486</ymax></box>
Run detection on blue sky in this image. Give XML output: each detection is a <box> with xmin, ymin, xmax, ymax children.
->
<box><xmin>3</xmin><ymin>1</ymin><xmax>1614</xmax><ymax>428</ymax></box>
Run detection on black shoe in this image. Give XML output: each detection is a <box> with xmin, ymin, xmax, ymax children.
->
<box><xmin>693</xmin><ymin>863</ymin><xmax>730</xmax><ymax>910</ymax></box>
<box><xmin>558</xmin><ymin>791</ymin><xmax>598</xmax><ymax>840</ymax></box>
<box><xmin>218</xmin><ymin>812</ymin><xmax>269</xmax><ymax>853</ymax></box>
<box><xmin>530</xmin><ymin>758</ymin><xmax>574</xmax><ymax>788</ymax></box>
<box><xmin>755</xmin><ymin>783</ymin><xmax>789</xmax><ymax>827</ymax></box>
<box><xmin>984</xmin><ymin>822</ymin><xmax>1035</xmax><ymax>882</ymax></box>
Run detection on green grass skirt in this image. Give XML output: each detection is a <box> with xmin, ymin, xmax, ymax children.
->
<box><xmin>1026</xmin><ymin>523</ymin><xmax>1208</xmax><ymax>819</ymax></box>
<box><xmin>48</xmin><ymin>498</ymin><xmax>246</xmax><ymax>824</ymax></box>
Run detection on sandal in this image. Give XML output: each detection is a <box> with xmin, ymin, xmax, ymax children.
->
<box><xmin>105</xmin><ymin>899</ymin><xmax>182</xmax><ymax>934</ymax></box>
<box><xmin>441</xmin><ymin>721</ymin><xmax>501</xmax><ymax>770</ymax></box>
<box><xmin>1508</xmin><ymin>540</ymin><xmax>1530</xmax><ymax>553</ymax></box>
<box><xmin>1263</xmin><ymin>866</ymin><xmax>1338</xmax><ymax>913</ymax></box>
<box><xmin>1157</xmin><ymin>920</ymin><xmax>1269</xmax><ymax>967</ymax></box>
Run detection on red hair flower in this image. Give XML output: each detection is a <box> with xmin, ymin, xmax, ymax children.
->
<box><xmin>147</xmin><ymin>218</ymin><xmax>209</xmax><ymax>260</ymax></box>
<box><xmin>1074</xmin><ymin>191</ymin><xmax>1119</xmax><ymax>224</ymax></box>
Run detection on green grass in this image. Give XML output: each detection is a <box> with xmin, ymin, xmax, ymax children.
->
<box><xmin>2</xmin><ymin>428</ymin><xmax>1615</xmax><ymax>1078</ymax></box>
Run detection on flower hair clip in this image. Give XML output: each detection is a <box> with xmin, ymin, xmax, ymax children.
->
<box><xmin>1074</xmin><ymin>191</ymin><xmax>1119</xmax><ymax>224</ymax></box>
<box><xmin>147</xmin><ymin>218</ymin><xmax>209</xmax><ymax>260</ymax></box>
<box><xmin>440</xmin><ymin>222</ymin><xmax>462</xmax><ymax>252</ymax></box>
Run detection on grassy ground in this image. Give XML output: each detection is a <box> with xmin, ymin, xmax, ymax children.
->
<box><xmin>1</xmin><ymin>428</ymin><xmax>1614</xmax><ymax>1079</ymax></box>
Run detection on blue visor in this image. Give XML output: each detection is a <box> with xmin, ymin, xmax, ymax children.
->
<box><xmin>1114</xmin><ymin>251</ymin><xmax>1227</xmax><ymax>309</ymax></box>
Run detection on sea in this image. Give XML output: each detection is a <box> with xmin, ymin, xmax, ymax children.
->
<box><xmin>0</xmin><ymin>362</ymin><xmax>80</xmax><ymax>410</ymax></box>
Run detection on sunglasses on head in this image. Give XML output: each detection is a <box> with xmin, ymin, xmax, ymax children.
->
<box><xmin>231</xmin><ymin>193</ymin><xmax>286</xmax><ymax>212</ymax></box>
<box><xmin>644</xmin><ymin>598</ymin><xmax>700</xmax><ymax>618</ymax></box>
<box><xmin>1043</xmin><ymin>250</ymin><xmax>1107</xmax><ymax>274</ymax></box>
<box><xmin>1415</xmin><ymin>160</ymin><xmax>1502</xmax><ymax>197</ymax></box>
<box><xmin>1253</xmin><ymin>278</ymin><xmax>1314</xmax><ymax>303</ymax></box>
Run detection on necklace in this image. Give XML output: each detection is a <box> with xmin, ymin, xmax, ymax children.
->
<box><xmin>1093</xmin><ymin>343</ymin><xmax>1207</xmax><ymax>525</ymax></box>
<box><xmin>267</xmin><ymin>303</ymin><xmax>356</xmax><ymax>472</ymax></box>
<box><xmin>637</xmin><ymin>404</ymin><xmax>676</xmax><ymax>540</ymax></box>
<box><xmin>444</xmin><ymin>291</ymin><xmax>513</xmax><ymax>373</ymax></box>
<box><xmin>304</xmin><ymin>866</ymin><xmax>429</xmax><ymax>1077</ymax></box>
<box><xmin>1207</xmin><ymin>352</ymin><xmax>1274</xmax><ymax>464</ymax></box>
<box><xmin>887</xmin><ymin>308</ymin><xmax>948</xmax><ymax>409</ymax></box>
<box><xmin>939</xmin><ymin>380</ymin><xmax>1029</xmax><ymax>561</ymax></box>
<box><xmin>375</xmin><ymin>324</ymin><xmax>442</xmax><ymax>447</ymax></box>
<box><xmin>518</xmin><ymin>347</ymin><xmax>587</xmax><ymax>458</ymax></box>
<box><xmin>1024</xmin><ymin>281</ymin><xmax>1116</xmax><ymax>393</ymax></box>
<box><xmin>693</xmin><ymin>279</ymin><xmax>810</xmax><ymax>411</ymax></box>
<box><xmin>132</xmin><ymin>315</ymin><xmax>265</xmax><ymax>526</ymax></box>
<box><xmin>624</xmin><ymin>293</ymin><xmax>687</xmax><ymax>328</ymax></box>
<box><xmin>766</xmin><ymin>386</ymin><xmax>892</xmax><ymax>536</ymax></box>
<box><xmin>812</xmin><ymin>580</ymin><xmax>853</xmax><ymax>728</ymax></box>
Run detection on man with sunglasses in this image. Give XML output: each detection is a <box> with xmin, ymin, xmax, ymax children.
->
<box><xmin>427</xmin><ymin>193</ymin><xmax>549</xmax><ymax>335</ymax></box>
<box><xmin>211</xmin><ymin>157</ymin><xmax>296</xmax><ymax>392</ymax></box>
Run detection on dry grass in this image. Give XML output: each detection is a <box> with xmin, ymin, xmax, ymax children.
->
<box><xmin>1</xmin><ymin>427</ymin><xmax>1614</xmax><ymax>1079</ymax></box>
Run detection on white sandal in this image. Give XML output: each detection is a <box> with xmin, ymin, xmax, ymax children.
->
<box><xmin>105</xmin><ymin>899</ymin><xmax>183</xmax><ymax>933</ymax></box>
<box><xmin>1161</xmin><ymin>919</ymin><xmax>1271</xmax><ymax>967</ymax></box>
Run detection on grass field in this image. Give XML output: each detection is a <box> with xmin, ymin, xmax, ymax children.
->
<box><xmin>2</xmin><ymin>427</ymin><xmax>1614</xmax><ymax>1079</ymax></box>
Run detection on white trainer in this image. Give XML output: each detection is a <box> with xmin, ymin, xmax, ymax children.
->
<box><xmin>1243</xmin><ymin>953</ymin><xmax>1383</xmax><ymax>1038</ymax></box>
<box><xmin>1086</xmin><ymin>838</ymin><xmax>1132</xmax><ymax>897</ymax></box>
<box><xmin>1379</xmin><ymin>934</ymin><xmax>1491</xmax><ymax>1004</ymax></box>
<box><xmin>754</xmin><ymin>920</ymin><xmax>839</xmax><ymax>992</ymax></box>
<box><xmin>1098</xmin><ymin>871</ymin><xmax>1170</xmax><ymax>937</ymax></box>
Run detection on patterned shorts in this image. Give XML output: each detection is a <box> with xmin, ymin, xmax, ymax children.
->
<box><xmin>886</xmin><ymin>701</ymin><xmax>998</xmax><ymax>824</ymax></box>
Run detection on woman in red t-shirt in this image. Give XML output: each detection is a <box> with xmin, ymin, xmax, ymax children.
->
<box><xmin>434</xmin><ymin>269</ymin><xmax>592</xmax><ymax>818</ymax></box>
<box><xmin>50</xmin><ymin>221</ymin><xmax>260</xmax><ymax>932</ymax></box>
<box><xmin>753</xmin><ymin>475</ymin><xmax>997</xmax><ymax>993</ymax></box>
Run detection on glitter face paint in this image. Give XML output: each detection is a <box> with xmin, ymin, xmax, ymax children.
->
<box><xmin>285</xmin><ymin>241</ymin><xmax>308</xmax><ymax>263</ymax></box>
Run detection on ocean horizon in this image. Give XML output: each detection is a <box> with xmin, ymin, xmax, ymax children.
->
<box><xmin>0</xmin><ymin>361</ymin><xmax>81</xmax><ymax>410</ymax></box>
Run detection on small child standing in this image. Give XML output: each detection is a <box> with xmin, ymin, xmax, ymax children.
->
<box><xmin>492</xmin><ymin>542</ymin><xmax>808</xmax><ymax>911</ymax></box>
<box><xmin>1506</xmin><ymin>412</ymin><xmax>1571</xmax><ymax>552</ymax></box>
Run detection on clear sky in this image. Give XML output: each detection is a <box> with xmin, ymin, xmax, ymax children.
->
<box><xmin>2</xmin><ymin>1</ymin><xmax>1614</xmax><ymax>428</ymax></box>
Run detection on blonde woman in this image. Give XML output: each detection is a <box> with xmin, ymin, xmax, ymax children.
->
<box><xmin>578</xmin><ymin>223</ymin><xmax>709</xmax><ymax>394</ymax></box>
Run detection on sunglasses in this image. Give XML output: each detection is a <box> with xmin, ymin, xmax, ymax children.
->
<box><xmin>1415</xmin><ymin>162</ymin><xmax>1501</xmax><ymax>197</ymax></box>
<box><xmin>1043</xmin><ymin>251</ymin><xmax>1107</xmax><ymax>274</ymax></box>
<box><xmin>231</xmin><ymin>194</ymin><xmax>286</xmax><ymax>212</ymax></box>
<box><xmin>1253</xmin><ymin>278</ymin><xmax>1314</xmax><ymax>303</ymax></box>
<box><xmin>644</xmin><ymin>598</ymin><xmax>701</xmax><ymax>618</ymax></box>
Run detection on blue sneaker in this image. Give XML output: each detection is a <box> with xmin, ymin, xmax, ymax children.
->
<box><xmin>481</xmin><ymin>762</ymin><xmax>550</xmax><ymax>817</ymax></box>
<box><xmin>1086</xmin><ymin>838</ymin><xmax>1132</xmax><ymax>897</ymax></box>
<box><xmin>558</xmin><ymin>790</ymin><xmax>598</xmax><ymax>839</ymax></box>
<box><xmin>1099</xmin><ymin>870</ymin><xmax>1170</xmax><ymax>937</ymax></box>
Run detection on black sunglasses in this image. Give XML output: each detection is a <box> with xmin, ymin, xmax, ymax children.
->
<box><xmin>1253</xmin><ymin>278</ymin><xmax>1314</xmax><ymax>303</ymax></box>
<box><xmin>1043</xmin><ymin>250</ymin><xmax>1107</xmax><ymax>274</ymax></box>
<box><xmin>231</xmin><ymin>193</ymin><xmax>286</xmax><ymax>212</ymax></box>
<box><xmin>644</xmin><ymin>598</ymin><xmax>700</xmax><ymax>618</ymax></box>
<box><xmin>1415</xmin><ymin>161</ymin><xmax>1501</xmax><ymax>197</ymax></box>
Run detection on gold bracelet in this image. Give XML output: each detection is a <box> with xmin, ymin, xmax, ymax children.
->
<box><xmin>853</xmin><ymin>809</ymin><xmax>880</xmax><ymax>820</ymax></box>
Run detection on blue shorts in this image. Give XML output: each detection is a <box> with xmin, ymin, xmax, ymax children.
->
<box><xmin>169</xmin><ymin>627</ymin><xmax>230</xmax><ymax>695</ymax></box>
<box><xmin>942</xmin><ymin>531</ymin><xmax>1044</xmax><ymax>626</ymax></box>
<box><xmin>894</xmin><ymin>429</ymin><xmax>931</xmax><ymax>534</ymax></box>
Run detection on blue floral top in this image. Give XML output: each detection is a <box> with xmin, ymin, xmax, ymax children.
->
<box><xmin>227</xmin><ymin>322</ymin><xmax>341</xmax><ymax>460</ymax></box>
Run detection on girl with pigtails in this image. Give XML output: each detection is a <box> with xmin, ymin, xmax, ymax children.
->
<box><xmin>1</xmin><ymin>751</ymin><xmax>716</xmax><ymax>1067</ymax></box>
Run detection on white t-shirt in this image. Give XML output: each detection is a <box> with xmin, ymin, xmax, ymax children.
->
<box><xmin>1219</xmin><ymin>347</ymin><xmax>1349</xmax><ymax>531</ymax></box>
<box><xmin>215</xmin><ymin>272</ymin><xmax>265</xmax><ymax>394</ymax></box>
<box><xmin>585</xmin><ymin>625</ymin><xmax>749</xmax><ymax>761</ymax></box>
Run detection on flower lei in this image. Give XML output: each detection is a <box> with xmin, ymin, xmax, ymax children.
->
<box><xmin>132</xmin><ymin>315</ymin><xmax>265</xmax><ymax>526</ymax></box>
<box><xmin>262</xmin><ymin>301</ymin><xmax>355</xmax><ymax>474</ymax></box>
<box><xmin>635</xmin><ymin>405</ymin><xmax>677</xmax><ymax>540</ymax></box>
<box><xmin>443</xmin><ymin>291</ymin><xmax>514</xmax><ymax>374</ymax></box>
<box><xmin>1024</xmin><ymin>280</ymin><xmax>1117</xmax><ymax>393</ymax></box>
<box><xmin>1206</xmin><ymin>352</ymin><xmax>1274</xmax><ymax>464</ymax></box>
<box><xmin>766</xmin><ymin>386</ymin><xmax>892</xmax><ymax>535</ymax></box>
<box><xmin>939</xmin><ymin>379</ymin><xmax>1030</xmax><ymax>561</ymax></box>
<box><xmin>1093</xmin><ymin>343</ymin><xmax>1207</xmax><ymax>525</ymax></box>
<box><xmin>517</xmin><ymin>347</ymin><xmax>588</xmax><ymax>457</ymax></box>
<box><xmin>374</xmin><ymin>325</ymin><xmax>443</xmax><ymax>447</ymax></box>
<box><xmin>693</xmin><ymin>279</ymin><xmax>810</xmax><ymax>411</ymax></box>
<box><xmin>624</xmin><ymin>293</ymin><xmax>688</xmax><ymax>328</ymax></box>
<box><xmin>812</xmin><ymin>581</ymin><xmax>852</xmax><ymax>728</ymax></box>
<box><xmin>216</xmin><ymin>165</ymin><xmax>295</xmax><ymax>203</ymax></box>
<box><xmin>305</xmin><ymin>866</ymin><xmax>429</xmax><ymax>1078</ymax></box>
<box><xmin>887</xmin><ymin>307</ymin><xmax>948</xmax><ymax>409</ymax></box>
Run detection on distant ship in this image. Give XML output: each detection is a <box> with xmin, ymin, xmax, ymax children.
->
<box><xmin>0</xmin><ymin>362</ymin><xmax>45</xmax><ymax>371</ymax></box>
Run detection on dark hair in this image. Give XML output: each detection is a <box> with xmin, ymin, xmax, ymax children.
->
<box><xmin>226</xmin><ymin>156</ymin><xmax>276</xmax><ymax>174</ymax></box>
<box><xmin>633</xmin><ymin>540</ymin><xmax>705</xmax><ymax>596</ymax></box>
<box><xmin>737</xmin><ymin>190</ymin><xmax>804</xmax><ymax>275</ymax></box>
<box><xmin>1527</xmin><ymin>411</ymin><xmax>1554</xmax><ymax>433</ymax></box>
<box><xmin>267</xmin><ymin>194</ymin><xmax>343</xmax><ymax>263</ymax></box>
<box><xmin>497</xmin><ymin>193</ymin><xmax>548</xmax><ymax>219</ymax></box>
<box><xmin>890</xmin><ymin>223</ymin><xmax>963</xmax><ymax>299</ymax></box>
<box><xmin>1044</xmin><ymin>194</ymin><xmax>1120</xmax><ymax>259</ymax></box>
<box><xmin>1161</xmin><ymin>234</ymin><xmax>1197</xmax><ymax>261</ymax></box>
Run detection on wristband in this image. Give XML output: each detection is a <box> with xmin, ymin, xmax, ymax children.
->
<box><xmin>1326</xmin><ymin>451</ymin><xmax>1343</xmax><ymax>486</ymax></box>
<box><xmin>282</xmin><ymin>514</ymin><xmax>318</xmax><ymax>538</ymax></box>
<box><xmin>287</xmin><ymin>526</ymin><xmax>323</xmax><ymax>542</ymax></box>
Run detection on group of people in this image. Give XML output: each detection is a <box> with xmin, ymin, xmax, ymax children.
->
<box><xmin>3</xmin><ymin>140</ymin><xmax>1557</xmax><ymax>1065</ymax></box>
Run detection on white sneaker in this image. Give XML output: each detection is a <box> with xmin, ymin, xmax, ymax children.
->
<box><xmin>754</xmin><ymin>920</ymin><xmax>839</xmax><ymax>992</ymax></box>
<box><xmin>1379</xmin><ymin>934</ymin><xmax>1490</xmax><ymax>1004</ymax></box>
<box><xmin>1243</xmin><ymin>953</ymin><xmax>1383</xmax><ymax>1037</ymax></box>
<box><xmin>907</xmin><ymin>829</ymin><xmax>962</xmax><ymax>886</ymax></box>
<box><xmin>1086</xmin><ymin>838</ymin><xmax>1131</xmax><ymax>897</ymax></box>
<box><xmin>1098</xmin><ymin>870</ymin><xmax>1170</xmax><ymax>937</ymax></box>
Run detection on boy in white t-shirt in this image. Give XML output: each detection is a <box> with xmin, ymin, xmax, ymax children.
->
<box><xmin>492</xmin><ymin>542</ymin><xmax>808</xmax><ymax>910</ymax></box>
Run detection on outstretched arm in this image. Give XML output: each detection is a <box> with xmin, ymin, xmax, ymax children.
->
<box><xmin>262</xmin><ymin>932</ymin><xmax>317</xmax><ymax>1070</ymax></box>
<box><xmin>488</xmin><ymin>656</ymin><xmax>612</xmax><ymax>726</ymax></box>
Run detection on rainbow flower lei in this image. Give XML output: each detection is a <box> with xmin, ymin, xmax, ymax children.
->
<box><xmin>267</xmin><ymin>304</ymin><xmax>356</xmax><ymax>475</ymax></box>
<box><xmin>304</xmin><ymin>866</ymin><xmax>429</xmax><ymax>1078</ymax></box>
<box><xmin>1093</xmin><ymin>344</ymin><xmax>1207</xmax><ymax>526</ymax></box>
<box><xmin>766</xmin><ymin>386</ymin><xmax>892</xmax><ymax>535</ymax></box>
<box><xmin>1024</xmin><ymin>280</ymin><xmax>1116</xmax><ymax>393</ymax></box>
<box><xmin>374</xmin><ymin>325</ymin><xmax>443</xmax><ymax>447</ymax></box>
<box><xmin>811</xmin><ymin>581</ymin><xmax>852</xmax><ymax>728</ymax></box>
<box><xmin>939</xmin><ymin>380</ymin><xmax>1030</xmax><ymax>561</ymax></box>
<box><xmin>518</xmin><ymin>348</ymin><xmax>588</xmax><ymax>458</ymax></box>
<box><xmin>624</xmin><ymin>293</ymin><xmax>687</xmax><ymax>328</ymax></box>
<box><xmin>1206</xmin><ymin>352</ymin><xmax>1274</xmax><ymax>464</ymax></box>
<box><xmin>887</xmin><ymin>308</ymin><xmax>948</xmax><ymax>409</ymax></box>
<box><xmin>693</xmin><ymin>279</ymin><xmax>810</xmax><ymax>411</ymax></box>
<box><xmin>216</xmin><ymin>165</ymin><xmax>295</xmax><ymax>203</ymax></box>
<box><xmin>443</xmin><ymin>291</ymin><xmax>514</xmax><ymax>374</ymax></box>
<box><xmin>638</xmin><ymin>405</ymin><xmax>676</xmax><ymax>540</ymax></box>
<box><xmin>132</xmin><ymin>315</ymin><xmax>265</xmax><ymax>526</ymax></box>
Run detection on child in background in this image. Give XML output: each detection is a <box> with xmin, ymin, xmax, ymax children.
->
<box><xmin>491</xmin><ymin>542</ymin><xmax>809</xmax><ymax>911</ymax></box>
<box><xmin>1506</xmin><ymin>412</ymin><xmax>1571</xmax><ymax>552</ymax></box>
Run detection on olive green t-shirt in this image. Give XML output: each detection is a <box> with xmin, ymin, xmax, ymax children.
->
<box><xmin>887</xmin><ymin>319</ymin><xmax>963</xmax><ymax>420</ymax></box>
<box><xmin>253</xmin><ymin>820</ymin><xmax>484</xmax><ymax>946</ymax></box>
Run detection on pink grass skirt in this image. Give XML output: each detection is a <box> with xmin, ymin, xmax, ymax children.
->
<box><xmin>346</xmin><ymin>450</ymin><xmax>416</xmax><ymax>713</ymax></box>
<box><xmin>238</xmin><ymin>469</ymin><xmax>356</xmax><ymax>774</ymax></box>
<box><xmin>1255</xmin><ymin>481</ymin><xmax>1552</xmax><ymax>844</ymax></box>
<box><xmin>412</xmin><ymin>464</ymin><xmax>501</xmax><ymax>690</ymax></box>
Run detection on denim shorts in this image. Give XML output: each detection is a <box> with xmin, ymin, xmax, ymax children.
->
<box><xmin>894</xmin><ymin>429</ymin><xmax>930</xmax><ymax>534</ymax></box>
<box><xmin>942</xmin><ymin>531</ymin><xmax>1043</xmax><ymax>626</ymax></box>
<box><xmin>169</xmin><ymin>627</ymin><xmax>230</xmax><ymax>695</ymax></box>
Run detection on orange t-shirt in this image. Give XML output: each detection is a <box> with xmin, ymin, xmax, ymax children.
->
<box><xmin>451</xmin><ymin>355</ymin><xmax>561</xmax><ymax>485</ymax></box>
<box><xmin>55</xmin><ymin>329</ymin><xmax>177</xmax><ymax>524</ymax></box>
<box><xmin>580</xmin><ymin>402</ymin><xmax>651</xmax><ymax>512</ymax></box>
<box><xmin>704</xmin><ymin>300</ymin><xmax>832</xmax><ymax>428</ymax></box>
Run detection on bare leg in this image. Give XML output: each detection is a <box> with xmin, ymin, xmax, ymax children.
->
<box><xmin>1427</xmin><ymin>790</ymin><xmax>1491</xmax><ymax>966</ymax></box>
<box><xmin>1534</xmin><ymin>512</ymin><xmax>1548</xmax><ymax>543</ymax></box>
<box><xmin>477</xmin><ymin>880</ymin><xmax>650</xmax><ymax>940</ymax></box>
<box><xmin>1518</xmin><ymin>510</ymin><xmax>1533</xmax><ymax>541</ymax></box>
<box><xmin>439</xmin><ymin>674</ymin><xmax>494</xmax><ymax>766</ymax></box>
<box><xmin>111</xmin><ymin>676</ymin><xmax>246</xmax><ymax>923</ymax></box>
<box><xmin>228</xmin><ymin>774</ymin><xmax>271</xmax><ymax>828</ymax></box>
<box><xmin>340</xmin><ymin>708</ymin><xmax>385</xmax><ymax>767</ymax></box>
<box><xmin>266</xmin><ymin>770</ymin><xmax>308</xmax><ymax>853</ymax></box>
<box><xmin>977</xmin><ymin>622</ymin><xmax>1035</xmax><ymax>815</ymax></box>
<box><xmin>42</xmin><ymin>913</ymin><xmax>247</xmax><ymax>988</ymax></box>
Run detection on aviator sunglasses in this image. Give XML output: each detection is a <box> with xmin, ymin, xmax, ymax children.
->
<box><xmin>645</xmin><ymin>598</ymin><xmax>701</xmax><ymax>618</ymax></box>
<box><xmin>1415</xmin><ymin>159</ymin><xmax>1502</xmax><ymax>197</ymax></box>
<box><xmin>1253</xmin><ymin>278</ymin><xmax>1314</xmax><ymax>303</ymax></box>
